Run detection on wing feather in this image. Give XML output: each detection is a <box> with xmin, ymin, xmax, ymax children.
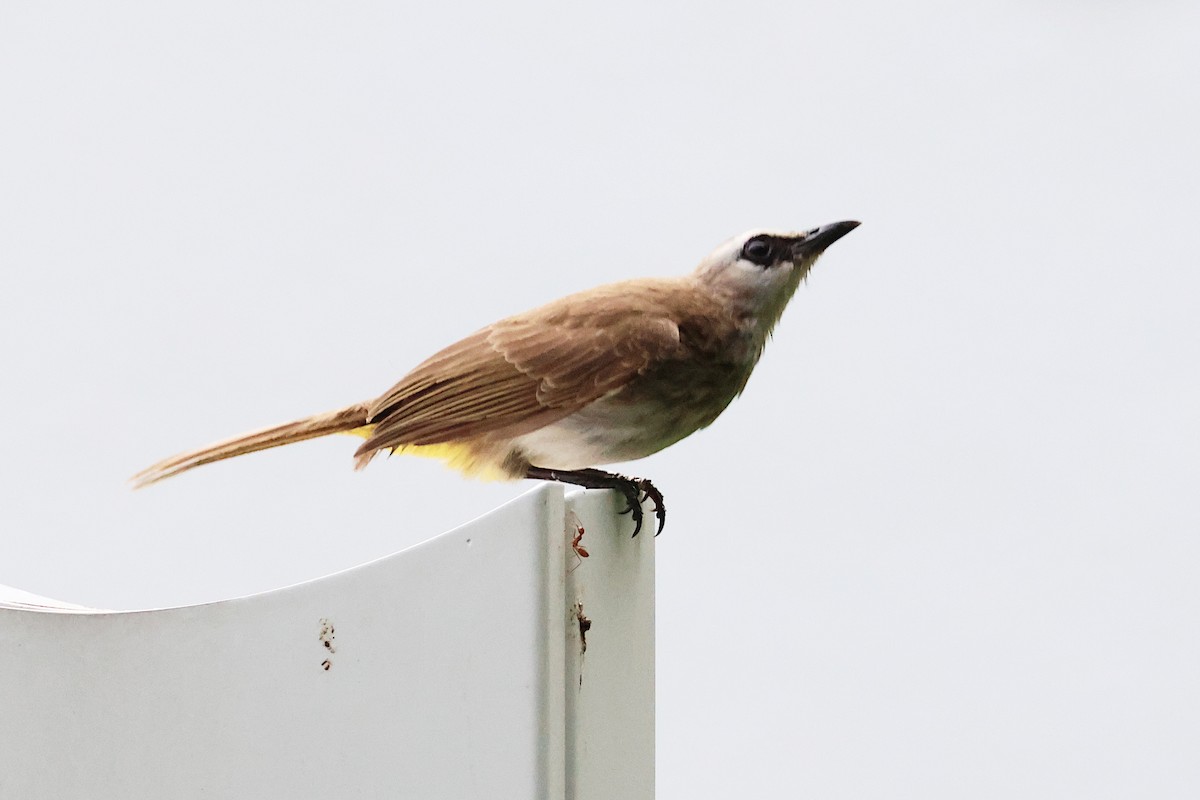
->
<box><xmin>357</xmin><ymin>281</ymin><xmax>686</xmax><ymax>455</ymax></box>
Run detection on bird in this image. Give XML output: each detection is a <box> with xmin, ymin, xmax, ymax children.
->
<box><xmin>131</xmin><ymin>221</ymin><xmax>859</xmax><ymax>535</ymax></box>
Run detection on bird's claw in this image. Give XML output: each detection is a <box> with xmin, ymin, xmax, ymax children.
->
<box><xmin>618</xmin><ymin>477</ymin><xmax>665</xmax><ymax>537</ymax></box>
<box><xmin>635</xmin><ymin>478</ymin><xmax>666</xmax><ymax>537</ymax></box>
<box><xmin>616</xmin><ymin>480</ymin><xmax>646</xmax><ymax>536</ymax></box>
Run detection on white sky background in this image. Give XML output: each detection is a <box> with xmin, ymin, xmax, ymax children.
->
<box><xmin>2</xmin><ymin>1</ymin><xmax>1198</xmax><ymax>796</ymax></box>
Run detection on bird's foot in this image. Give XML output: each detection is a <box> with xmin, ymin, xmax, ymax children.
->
<box><xmin>615</xmin><ymin>478</ymin><xmax>665</xmax><ymax>537</ymax></box>
<box><xmin>525</xmin><ymin>466</ymin><xmax>667</xmax><ymax>537</ymax></box>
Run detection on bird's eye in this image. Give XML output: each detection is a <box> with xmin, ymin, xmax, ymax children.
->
<box><xmin>741</xmin><ymin>237</ymin><xmax>774</xmax><ymax>266</ymax></box>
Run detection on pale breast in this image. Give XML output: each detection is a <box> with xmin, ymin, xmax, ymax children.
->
<box><xmin>508</xmin><ymin>357</ymin><xmax>752</xmax><ymax>470</ymax></box>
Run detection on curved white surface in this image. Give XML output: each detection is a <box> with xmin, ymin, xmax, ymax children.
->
<box><xmin>0</xmin><ymin>484</ymin><xmax>654</xmax><ymax>799</ymax></box>
<box><xmin>0</xmin><ymin>585</ymin><xmax>109</xmax><ymax>613</ymax></box>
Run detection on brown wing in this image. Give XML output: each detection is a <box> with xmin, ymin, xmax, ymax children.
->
<box><xmin>358</xmin><ymin>282</ymin><xmax>686</xmax><ymax>454</ymax></box>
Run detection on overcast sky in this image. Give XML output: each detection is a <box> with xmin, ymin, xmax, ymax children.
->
<box><xmin>2</xmin><ymin>1</ymin><xmax>1198</xmax><ymax>796</ymax></box>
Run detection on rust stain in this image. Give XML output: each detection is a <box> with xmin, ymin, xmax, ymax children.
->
<box><xmin>573</xmin><ymin>603</ymin><xmax>592</xmax><ymax>655</ymax></box>
<box><xmin>573</xmin><ymin>602</ymin><xmax>593</xmax><ymax>688</ymax></box>
<box><xmin>319</xmin><ymin>618</ymin><xmax>337</xmax><ymax>670</ymax></box>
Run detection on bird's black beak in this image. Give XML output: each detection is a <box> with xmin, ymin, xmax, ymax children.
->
<box><xmin>791</xmin><ymin>220</ymin><xmax>860</xmax><ymax>258</ymax></box>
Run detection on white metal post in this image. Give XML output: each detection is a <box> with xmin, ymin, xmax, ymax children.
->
<box><xmin>0</xmin><ymin>484</ymin><xmax>654</xmax><ymax>799</ymax></box>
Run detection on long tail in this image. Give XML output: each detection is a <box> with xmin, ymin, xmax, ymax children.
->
<box><xmin>130</xmin><ymin>403</ymin><xmax>371</xmax><ymax>489</ymax></box>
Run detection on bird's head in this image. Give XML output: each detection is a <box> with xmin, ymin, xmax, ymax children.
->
<box><xmin>693</xmin><ymin>221</ymin><xmax>860</xmax><ymax>327</ymax></box>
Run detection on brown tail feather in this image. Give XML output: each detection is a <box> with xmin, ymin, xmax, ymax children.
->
<box><xmin>130</xmin><ymin>403</ymin><xmax>371</xmax><ymax>489</ymax></box>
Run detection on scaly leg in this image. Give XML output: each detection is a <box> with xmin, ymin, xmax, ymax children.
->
<box><xmin>525</xmin><ymin>466</ymin><xmax>666</xmax><ymax>537</ymax></box>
